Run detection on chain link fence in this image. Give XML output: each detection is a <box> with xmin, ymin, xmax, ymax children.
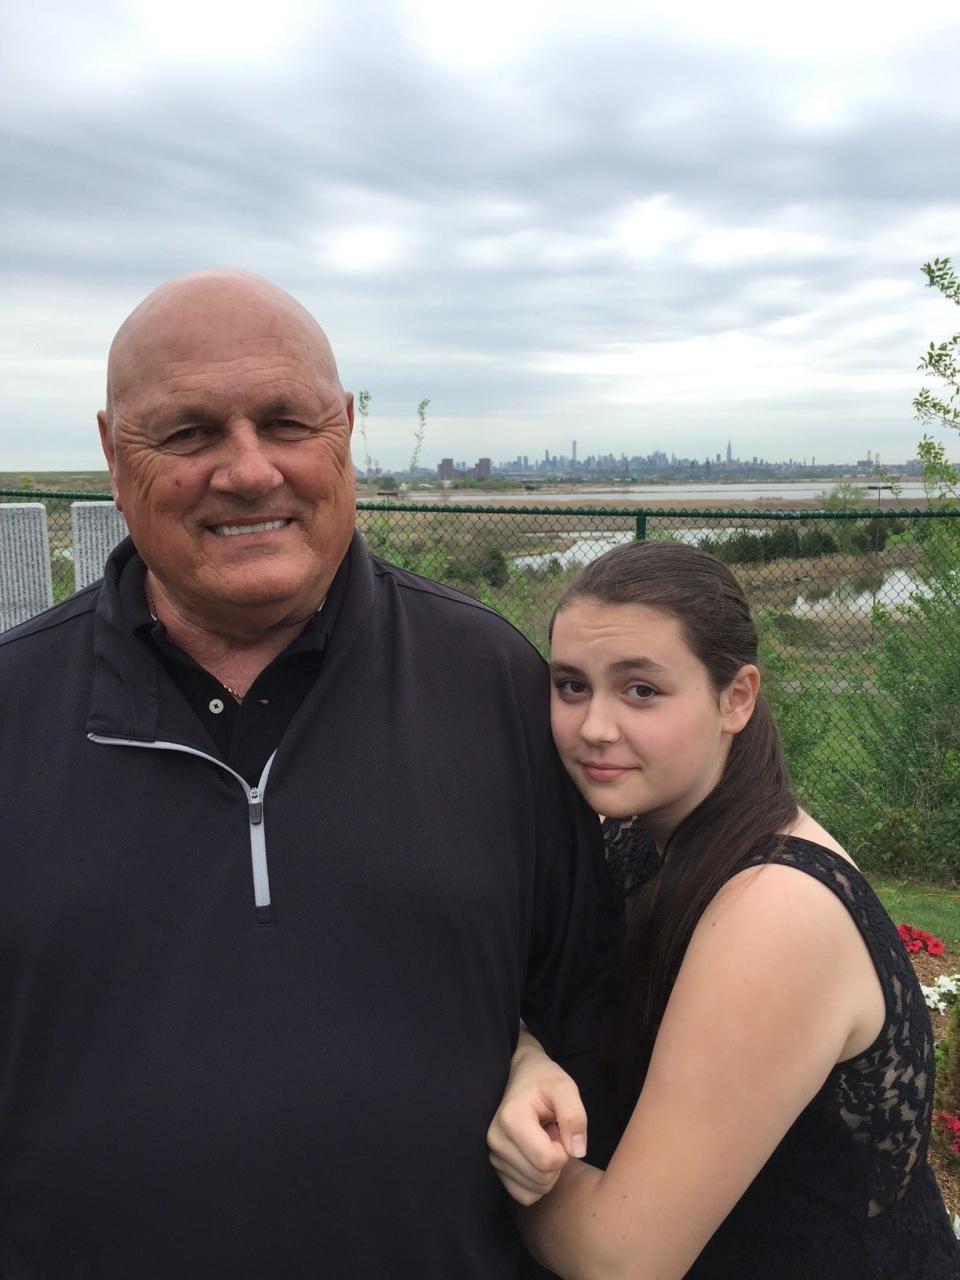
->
<box><xmin>4</xmin><ymin>490</ymin><xmax>959</xmax><ymax>880</ymax></box>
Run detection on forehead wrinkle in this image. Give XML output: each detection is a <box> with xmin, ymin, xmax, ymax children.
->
<box><xmin>116</xmin><ymin>354</ymin><xmax>343</xmax><ymax>432</ymax></box>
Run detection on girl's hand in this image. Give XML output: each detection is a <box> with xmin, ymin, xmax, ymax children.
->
<box><xmin>487</xmin><ymin>1029</ymin><xmax>588</xmax><ymax>1205</ymax></box>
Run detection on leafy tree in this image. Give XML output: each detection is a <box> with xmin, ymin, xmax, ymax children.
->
<box><xmin>913</xmin><ymin>257</ymin><xmax>960</xmax><ymax>502</ymax></box>
<box><xmin>816</xmin><ymin>482</ymin><xmax>870</xmax><ymax>552</ymax></box>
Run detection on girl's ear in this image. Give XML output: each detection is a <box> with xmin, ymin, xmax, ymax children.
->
<box><xmin>721</xmin><ymin>664</ymin><xmax>760</xmax><ymax>734</ymax></box>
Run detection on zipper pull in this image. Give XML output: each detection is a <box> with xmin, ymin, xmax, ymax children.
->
<box><xmin>249</xmin><ymin>787</ymin><xmax>263</xmax><ymax>825</ymax></box>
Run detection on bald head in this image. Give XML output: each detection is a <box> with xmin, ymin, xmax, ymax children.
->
<box><xmin>104</xmin><ymin>270</ymin><xmax>343</xmax><ymax>427</ymax></box>
<box><xmin>95</xmin><ymin>268</ymin><xmax>356</xmax><ymax>639</ymax></box>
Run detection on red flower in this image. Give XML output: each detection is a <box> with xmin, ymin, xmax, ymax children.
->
<box><xmin>934</xmin><ymin>1111</ymin><xmax>960</xmax><ymax>1154</ymax></box>
<box><xmin>896</xmin><ymin>922</ymin><xmax>946</xmax><ymax>957</ymax></box>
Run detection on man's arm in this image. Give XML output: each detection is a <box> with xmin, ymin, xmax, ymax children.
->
<box><xmin>518</xmin><ymin>723</ymin><xmax>618</xmax><ymax>1170</ymax></box>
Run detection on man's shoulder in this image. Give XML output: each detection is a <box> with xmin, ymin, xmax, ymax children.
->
<box><xmin>369</xmin><ymin>555</ymin><xmax>544</xmax><ymax>657</ymax></box>
<box><xmin>0</xmin><ymin>585</ymin><xmax>100</xmax><ymax>658</ymax></box>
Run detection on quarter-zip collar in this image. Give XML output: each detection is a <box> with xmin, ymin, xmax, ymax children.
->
<box><xmin>83</xmin><ymin>529</ymin><xmax>377</xmax><ymax>922</ymax></box>
<box><xmin>86</xmin><ymin>530</ymin><xmax>376</xmax><ymax>746</ymax></box>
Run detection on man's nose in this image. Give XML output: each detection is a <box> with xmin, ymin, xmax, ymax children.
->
<box><xmin>210</xmin><ymin>424</ymin><xmax>284</xmax><ymax>499</ymax></box>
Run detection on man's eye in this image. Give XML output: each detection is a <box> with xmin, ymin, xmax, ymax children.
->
<box><xmin>163</xmin><ymin>426</ymin><xmax>205</xmax><ymax>450</ymax></box>
<box><xmin>266</xmin><ymin>419</ymin><xmax>313</xmax><ymax>438</ymax></box>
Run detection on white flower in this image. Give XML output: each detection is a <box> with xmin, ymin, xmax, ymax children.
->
<box><xmin>923</xmin><ymin>973</ymin><xmax>960</xmax><ymax>1011</ymax></box>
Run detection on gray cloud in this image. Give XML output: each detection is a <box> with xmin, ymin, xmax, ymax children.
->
<box><xmin>1</xmin><ymin>2</ymin><xmax>958</xmax><ymax>469</ymax></box>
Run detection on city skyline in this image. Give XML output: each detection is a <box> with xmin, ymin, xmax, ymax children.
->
<box><xmin>362</xmin><ymin>440</ymin><xmax>924</xmax><ymax>482</ymax></box>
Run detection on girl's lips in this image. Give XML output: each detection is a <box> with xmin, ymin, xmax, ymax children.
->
<box><xmin>581</xmin><ymin>763</ymin><xmax>633</xmax><ymax>782</ymax></box>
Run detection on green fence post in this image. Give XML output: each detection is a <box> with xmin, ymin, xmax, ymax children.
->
<box><xmin>635</xmin><ymin>511</ymin><xmax>647</xmax><ymax>541</ymax></box>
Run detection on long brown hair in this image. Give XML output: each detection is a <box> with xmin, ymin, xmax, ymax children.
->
<box><xmin>552</xmin><ymin>541</ymin><xmax>798</xmax><ymax>1114</ymax></box>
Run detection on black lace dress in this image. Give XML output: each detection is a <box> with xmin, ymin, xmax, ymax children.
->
<box><xmin>602</xmin><ymin>818</ymin><xmax>960</xmax><ymax>1278</ymax></box>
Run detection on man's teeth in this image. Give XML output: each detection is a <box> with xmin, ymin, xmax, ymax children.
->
<box><xmin>212</xmin><ymin>519</ymin><xmax>290</xmax><ymax>537</ymax></box>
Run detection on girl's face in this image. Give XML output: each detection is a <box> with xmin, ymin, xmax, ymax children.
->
<box><xmin>549</xmin><ymin>599</ymin><xmax>758</xmax><ymax>846</ymax></box>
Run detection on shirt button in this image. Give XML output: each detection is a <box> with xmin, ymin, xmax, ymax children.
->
<box><xmin>209</xmin><ymin>698</ymin><xmax>225</xmax><ymax>715</ymax></box>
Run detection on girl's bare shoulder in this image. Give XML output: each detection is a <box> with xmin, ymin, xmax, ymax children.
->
<box><xmin>780</xmin><ymin>809</ymin><xmax>856</xmax><ymax>866</ymax></box>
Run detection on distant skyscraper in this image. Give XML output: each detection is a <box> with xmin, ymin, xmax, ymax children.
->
<box><xmin>572</xmin><ymin>440</ymin><xmax>577</xmax><ymax>463</ymax></box>
<box><xmin>726</xmin><ymin>439</ymin><xmax>733</xmax><ymax>463</ymax></box>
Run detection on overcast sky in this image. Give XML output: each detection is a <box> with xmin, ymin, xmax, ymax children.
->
<box><xmin>3</xmin><ymin>0</ymin><xmax>960</xmax><ymax>472</ymax></box>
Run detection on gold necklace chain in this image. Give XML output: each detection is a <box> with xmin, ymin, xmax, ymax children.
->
<box><xmin>146</xmin><ymin>581</ymin><xmax>245</xmax><ymax>702</ymax></box>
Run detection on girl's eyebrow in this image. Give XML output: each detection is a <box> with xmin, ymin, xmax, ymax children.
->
<box><xmin>610</xmin><ymin>658</ymin><xmax>668</xmax><ymax>675</ymax></box>
<box><xmin>549</xmin><ymin>657</ymin><xmax>667</xmax><ymax>677</ymax></box>
<box><xmin>549</xmin><ymin>661</ymin><xmax>584</xmax><ymax>677</ymax></box>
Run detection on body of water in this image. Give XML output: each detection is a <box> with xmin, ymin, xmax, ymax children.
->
<box><xmin>513</xmin><ymin>532</ymin><xmax>934</xmax><ymax>620</ymax></box>
<box><xmin>513</xmin><ymin>525</ymin><xmax>761</xmax><ymax>571</ymax></box>
<box><xmin>408</xmin><ymin>482</ymin><xmax>928</xmax><ymax>505</ymax></box>
<box><xmin>791</xmin><ymin>569</ymin><xmax>933</xmax><ymax>618</ymax></box>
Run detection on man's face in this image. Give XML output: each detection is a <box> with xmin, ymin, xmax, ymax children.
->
<box><xmin>98</xmin><ymin>302</ymin><xmax>355</xmax><ymax>628</ymax></box>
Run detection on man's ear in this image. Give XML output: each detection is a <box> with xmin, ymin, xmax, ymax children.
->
<box><xmin>721</xmin><ymin>664</ymin><xmax>760</xmax><ymax>734</ymax></box>
<box><xmin>344</xmin><ymin>391</ymin><xmax>355</xmax><ymax>436</ymax></box>
<box><xmin>97</xmin><ymin>410</ymin><xmax>122</xmax><ymax>510</ymax></box>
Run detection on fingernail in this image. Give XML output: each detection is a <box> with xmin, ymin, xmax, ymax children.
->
<box><xmin>572</xmin><ymin>1134</ymin><xmax>587</xmax><ymax>1158</ymax></box>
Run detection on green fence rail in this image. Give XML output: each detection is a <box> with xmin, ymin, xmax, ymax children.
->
<box><xmin>3</xmin><ymin>490</ymin><xmax>959</xmax><ymax>881</ymax></box>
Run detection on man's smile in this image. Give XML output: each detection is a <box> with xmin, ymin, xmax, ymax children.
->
<box><xmin>208</xmin><ymin>518</ymin><xmax>294</xmax><ymax>537</ymax></box>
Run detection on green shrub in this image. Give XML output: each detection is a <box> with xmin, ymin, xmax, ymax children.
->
<box><xmin>798</xmin><ymin>527</ymin><xmax>837</xmax><ymax>557</ymax></box>
<box><xmin>716</xmin><ymin>530</ymin><xmax>765</xmax><ymax>564</ymax></box>
<box><xmin>765</xmin><ymin>524</ymin><xmax>801</xmax><ymax>560</ymax></box>
<box><xmin>848</xmin><ymin>518</ymin><xmax>891</xmax><ymax>553</ymax></box>
<box><xmin>478</xmin><ymin>547</ymin><xmax>509</xmax><ymax>587</ymax></box>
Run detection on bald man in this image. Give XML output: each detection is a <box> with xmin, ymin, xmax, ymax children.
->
<box><xmin>0</xmin><ymin>272</ymin><xmax>609</xmax><ymax>1279</ymax></box>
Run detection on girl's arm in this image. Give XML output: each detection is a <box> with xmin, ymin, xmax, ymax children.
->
<box><xmin>518</xmin><ymin>861</ymin><xmax>885</xmax><ymax>1280</ymax></box>
<box><xmin>487</xmin><ymin>1027</ymin><xmax>588</xmax><ymax>1205</ymax></box>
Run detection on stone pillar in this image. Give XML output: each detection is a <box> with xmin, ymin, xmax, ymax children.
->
<box><xmin>71</xmin><ymin>502</ymin><xmax>128</xmax><ymax>590</ymax></box>
<box><xmin>0</xmin><ymin>504</ymin><xmax>54</xmax><ymax>632</ymax></box>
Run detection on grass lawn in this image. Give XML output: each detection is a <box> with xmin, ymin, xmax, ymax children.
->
<box><xmin>868</xmin><ymin>877</ymin><xmax>960</xmax><ymax>950</ymax></box>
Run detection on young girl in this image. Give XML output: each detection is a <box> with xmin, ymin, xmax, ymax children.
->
<box><xmin>488</xmin><ymin>541</ymin><xmax>958</xmax><ymax>1278</ymax></box>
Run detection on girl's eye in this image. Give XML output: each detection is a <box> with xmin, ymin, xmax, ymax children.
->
<box><xmin>626</xmin><ymin>683</ymin><xmax>657</xmax><ymax>701</ymax></box>
<box><xmin>554</xmin><ymin>678</ymin><xmax>587</xmax><ymax>696</ymax></box>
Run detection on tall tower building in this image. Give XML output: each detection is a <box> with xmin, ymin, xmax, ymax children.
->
<box><xmin>726</xmin><ymin>439</ymin><xmax>733</xmax><ymax>464</ymax></box>
<box><xmin>572</xmin><ymin>440</ymin><xmax>577</xmax><ymax>463</ymax></box>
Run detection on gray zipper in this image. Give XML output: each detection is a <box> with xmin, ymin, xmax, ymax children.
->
<box><xmin>87</xmin><ymin>734</ymin><xmax>276</xmax><ymax>912</ymax></box>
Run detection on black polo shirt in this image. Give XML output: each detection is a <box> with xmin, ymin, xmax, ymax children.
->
<box><xmin>121</xmin><ymin>554</ymin><xmax>348</xmax><ymax>784</ymax></box>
